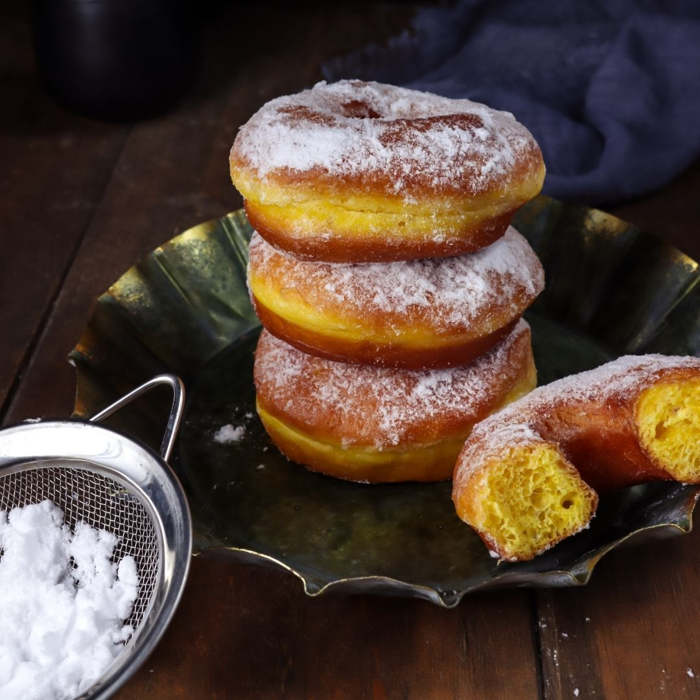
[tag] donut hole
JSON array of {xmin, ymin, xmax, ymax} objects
[
  {"xmin": 637, "ymin": 377, "xmax": 700, "ymax": 482},
  {"xmin": 278, "ymin": 105, "xmax": 336, "ymax": 126},
  {"xmin": 474, "ymin": 444, "xmax": 597, "ymax": 560},
  {"xmin": 340, "ymin": 100, "xmax": 381, "ymax": 119}
]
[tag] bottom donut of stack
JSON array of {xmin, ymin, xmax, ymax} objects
[{"xmin": 254, "ymin": 320, "xmax": 536, "ymax": 483}]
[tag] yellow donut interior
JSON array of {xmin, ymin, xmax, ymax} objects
[
  {"xmin": 464, "ymin": 443, "xmax": 597, "ymax": 561},
  {"xmin": 636, "ymin": 377, "xmax": 700, "ymax": 482},
  {"xmin": 236, "ymin": 165, "xmax": 545, "ymax": 244}
]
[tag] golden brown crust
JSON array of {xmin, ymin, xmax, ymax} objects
[
  {"xmin": 455, "ymin": 361, "xmax": 700, "ymax": 492},
  {"xmin": 247, "ymin": 228, "xmax": 544, "ymax": 369},
  {"xmin": 254, "ymin": 321, "xmax": 536, "ymax": 482},
  {"xmin": 533, "ymin": 390, "xmax": 671, "ymax": 490}
]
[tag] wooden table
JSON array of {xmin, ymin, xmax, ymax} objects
[{"xmin": 3, "ymin": 3, "xmax": 700, "ymax": 698}]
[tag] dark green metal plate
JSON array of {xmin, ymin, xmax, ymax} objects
[{"xmin": 70, "ymin": 196, "xmax": 700, "ymax": 607}]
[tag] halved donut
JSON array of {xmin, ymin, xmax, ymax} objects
[{"xmin": 452, "ymin": 355, "xmax": 700, "ymax": 561}]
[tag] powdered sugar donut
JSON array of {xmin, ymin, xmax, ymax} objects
[
  {"xmin": 247, "ymin": 225, "xmax": 544, "ymax": 369},
  {"xmin": 231, "ymin": 80, "xmax": 545, "ymax": 262},
  {"xmin": 254, "ymin": 320, "xmax": 536, "ymax": 483},
  {"xmin": 452, "ymin": 354, "xmax": 700, "ymax": 561}
]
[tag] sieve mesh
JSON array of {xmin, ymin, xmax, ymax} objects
[{"xmin": 0, "ymin": 462, "xmax": 160, "ymax": 634}]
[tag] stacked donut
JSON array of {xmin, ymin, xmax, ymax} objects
[{"xmin": 230, "ymin": 80, "xmax": 547, "ymax": 483}]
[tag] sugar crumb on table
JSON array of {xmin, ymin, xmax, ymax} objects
[{"xmin": 213, "ymin": 424, "xmax": 247, "ymax": 444}]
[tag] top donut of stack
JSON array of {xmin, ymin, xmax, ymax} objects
[{"xmin": 230, "ymin": 80, "xmax": 545, "ymax": 262}]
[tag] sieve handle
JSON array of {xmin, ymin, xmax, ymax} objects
[{"xmin": 89, "ymin": 374, "xmax": 186, "ymax": 462}]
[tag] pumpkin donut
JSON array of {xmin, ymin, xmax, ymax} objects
[
  {"xmin": 231, "ymin": 80, "xmax": 545, "ymax": 262},
  {"xmin": 452, "ymin": 355, "xmax": 700, "ymax": 562},
  {"xmin": 247, "ymin": 226, "xmax": 544, "ymax": 369},
  {"xmin": 253, "ymin": 320, "xmax": 536, "ymax": 483}
]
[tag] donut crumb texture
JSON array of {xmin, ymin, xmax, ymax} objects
[
  {"xmin": 637, "ymin": 377, "xmax": 700, "ymax": 482},
  {"xmin": 469, "ymin": 444, "xmax": 598, "ymax": 561}
]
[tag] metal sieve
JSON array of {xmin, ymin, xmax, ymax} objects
[{"xmin": 0, "ymin": 374, "xmax": 192, "ymax": 700}]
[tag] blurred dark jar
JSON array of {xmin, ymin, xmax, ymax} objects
[{"xmin": 33, "ymin": 0, "xmax": 196, "ymax": 121}]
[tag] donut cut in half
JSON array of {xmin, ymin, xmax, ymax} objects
[{"xmin": 452, "ymin": 355, "xmax": 700, "ymax": 561}]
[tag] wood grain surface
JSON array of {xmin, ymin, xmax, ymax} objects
[{"xmin": 1, "ymin": 2, "xmax": 699, "ymax": 698}]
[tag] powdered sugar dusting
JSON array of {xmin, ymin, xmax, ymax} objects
[
  {"xmin": 249, "ymin": 226, "xmax": 543, "ymax": 330},
  {"xmin": 482, "ymin": 354, "xmax": 700, "ymax": 429},
  {"xmin": 231, "ymin": 80, "xmax": 541, "ymax": 197},
  {"xmin": 254, "ymin": 320, "xmax": 531, "ymax": 449},
  {"xmin": 456, "ymin": 354, "xmax": 700, "ymax": 482}
]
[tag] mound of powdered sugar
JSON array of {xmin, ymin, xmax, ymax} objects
[{"xmin": 0, "ymin": 500, "xmax": 139, "ymax": 700}]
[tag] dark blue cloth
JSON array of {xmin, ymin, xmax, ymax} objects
[{"xmin": 323, "ymin": 1, "xmax": 700, "ymax": 204}]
